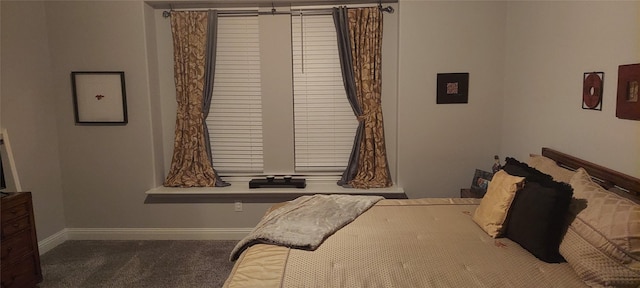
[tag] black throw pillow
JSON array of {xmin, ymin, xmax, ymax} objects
[
  {"xmin": 502, "ymin": 157, "xmax": 554, "ymax": 183},
  {"xmin": 502, "ymin": 157, "xmax": 573, "ymax": 263}
]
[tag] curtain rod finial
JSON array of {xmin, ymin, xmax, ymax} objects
[{"xmin": 379, "ymin": 5, "xmax": 394, "ymax": 14}]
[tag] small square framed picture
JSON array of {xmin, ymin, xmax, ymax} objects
[
  {"xmin": 437, "ymin": 73, "xmax": 469, "ymax": 104},
  {"xmin": 71, "ymin": 71, "xmax": 127, "ymax": 125}
]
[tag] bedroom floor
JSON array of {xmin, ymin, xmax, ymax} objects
[{"xmin": 38, "ymin": 240, "xmax": 237, "ymax": 288}]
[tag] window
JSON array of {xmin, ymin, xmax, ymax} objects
[
  {"xmin": 207, "ymin": 16, "xmax": 263, "ymax": 173},
  {"xmin": 207, "ymin": 13, "xmax": 356, "ymax": 176},
  {"xmin": 158, "ymin": 5, "xmax": 397, "ymax": 185},
  {"xmin": 292, "ymin": 15, "xmax": 358, "ymax": 172}
]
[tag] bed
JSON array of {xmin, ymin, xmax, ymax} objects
[{"xmin": 223, "ymin": 148, "xmax": 640, "ymax": 287}]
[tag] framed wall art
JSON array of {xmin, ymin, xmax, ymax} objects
[
  {"xmin": 582, "ymin": 72, "xmax": 604, "ymax": 110},
  {"xmin": 71, "ymin": 71, "xmax": 127, "ymax": 125},
  {"xmin": 616, "ymin": 64, "xmax": 640, "ymax": 120},
  {"xmin": 470, "ymin": 169, "xmax": 493, "ymax": 197},
  {"xmin": 437, "ymin": 73, "xmax": 469, "ymax": 104}
]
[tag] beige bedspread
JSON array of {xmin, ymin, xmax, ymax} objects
[{"xmin": 224, "ymin": 198, "xmax": 587, "ymax": 287}]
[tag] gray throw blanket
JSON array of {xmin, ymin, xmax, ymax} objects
[{"xmin": 230, "ymin": 194, "xmax": 383, "ymax": 261}]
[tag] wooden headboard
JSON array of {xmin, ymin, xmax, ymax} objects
[{"xmin": 541, "ymin": 147, "xmax": 640, "ymax": 198}]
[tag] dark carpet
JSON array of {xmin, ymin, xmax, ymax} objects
[{"xmin": 38, "ymin": 240, "xmax": 237, "ymax": 288}]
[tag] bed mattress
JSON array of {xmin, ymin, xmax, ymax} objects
[{"xmin": 224, "ymin": 198, "xmax": 587, "ymax": 287}]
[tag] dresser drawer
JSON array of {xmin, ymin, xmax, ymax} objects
[
  {"xmin": 0, "ymin": 192, "xmax": 42, "ymax": 287},
  {"xmin": 1, "ymin": 216, "xmax": 30, "ymax": 240},
  {"xmin": 1, "ymin": 202, "xmax": 29, "ymax": 224},
  {"xmin": 1, "ymin": 253, "xmax": 39, "ymax": 288},
  {"xmin": 1, "ymin": 230, "xmax": 32, "ymax": 263}
]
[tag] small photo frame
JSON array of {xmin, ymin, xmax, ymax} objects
[
  {"xmin": 437, "ymin": 73, "xmax": 469, "ymax": 104},
  {"xmin": 470, "ymin": 169, "xmax": 494, "ymax": 197},
  {"xmin": 582, "ymin": 72, "xmax": 604, "ymax": 111},
  {"xmin": 616, "ymin": 64, "xmax": 640, "ymax": 120},
  {"xmin": 71, "ymin": 71, "xmax": 127, "ymax": 125}
]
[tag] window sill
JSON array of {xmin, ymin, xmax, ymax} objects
[{"xmin": 145, "ymin": 180, "xmax": 406, "ymax": 201}]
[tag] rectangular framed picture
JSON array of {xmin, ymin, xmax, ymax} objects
[
  {"xmin": 71, "ymin": 71, "xmax": 127, "ymax": 125},
  {"xmin": 616, "ymin": 63, "xmax": 640, "ymax": 120},
  {"xmin": 437, "ymin": 73, "xmax": 469, "ymax": 104}
]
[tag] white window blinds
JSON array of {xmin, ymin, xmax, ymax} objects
[
  {"xmin": 207, "ymin": 16, "xmax": 263, "ymax": 173},
  {"xmin": 292, "ymin": 15, "xmax": 358, "ymax": 172}
]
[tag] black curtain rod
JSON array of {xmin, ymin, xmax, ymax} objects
[{"xmin": 161, "ymin": 5, "xmax": 394, "ymax": 18}]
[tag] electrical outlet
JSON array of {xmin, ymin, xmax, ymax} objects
[{"xmin": 234, "ymin": 201, "xmax": 243, "ymax": 212}]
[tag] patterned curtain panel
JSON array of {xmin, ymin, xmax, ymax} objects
[
  {"xmin": 164, "ymin": 11, "xmax": 218, "ymax": 187},
  {"xmin": 336, "ymin": 7, "xmax": 392, "ymax": 188}
]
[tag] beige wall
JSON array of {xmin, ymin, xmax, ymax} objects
[
  {"xmin": 1, "ymin": 0, "xmax": 638, "ymax": 242},
  {"xmin": 43, "ymin": 1, "xmax": 272, "ymax": 230},
  {"xmin": 397, "ymin": 0, "xmax": 507, "ymax": 198},
  {"xmin": 144, "ymin": 3, "xmax": 168, "ymax": 186},
  {"xmin": 500, "ymin": 1, "xmax": 640, "ymax": 177},
  {"xmin": 1, "ymin": 1, "xmax": 67, "ymax": 240}
]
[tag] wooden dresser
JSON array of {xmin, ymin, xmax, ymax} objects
[{"xmin": 1, "ymin": 192, "xmax": 42, "ymax": 288}]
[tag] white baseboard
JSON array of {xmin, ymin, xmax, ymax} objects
[
  {"xmin": 38, "ymin": 228, "xmax": 252, "ymax": 254},
  {"xmin": 38, "ymin": 228, "xmax": 69, "ymax": 255},
  {"xmin": 66, "ymin": 228, "xmax": 252, "ymax": 241}
]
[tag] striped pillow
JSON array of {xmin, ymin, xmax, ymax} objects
[{"xmin": 560, "ymin": 168, "xmax": 640, "ymax": 287}]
